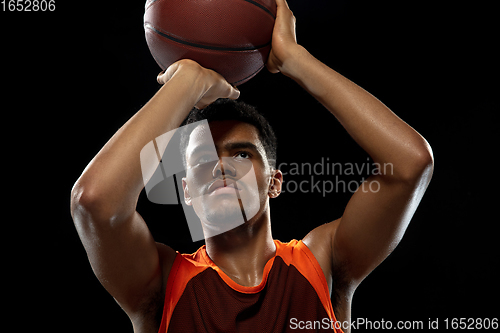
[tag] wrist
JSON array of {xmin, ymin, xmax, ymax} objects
[
  {"xmin": 162, "ymin": 60, "xmax": 208, "ymax": 102},
  {"xmin": 279, "ymin": 45, "xmax": 313, "ymax": 79}
]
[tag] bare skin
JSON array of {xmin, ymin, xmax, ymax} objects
[
  {"xmin": 70, "ymin": 0, "xmax": 434, "ymax": 332},
  {"xmin": 181, "ymin": 120, "xmax": 280, "ymax": 287}
]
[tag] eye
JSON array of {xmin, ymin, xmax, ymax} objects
[
  {"xmin": 234, "ymin": 151, "xmax": 251, "ymax": 160},
  {"xmin": 197, "ymin": 155, "xmax": 211, "ymax": 164},
  {"xmin": 191, "ymin": 152, "xmax": 217, "ymax": 166}
]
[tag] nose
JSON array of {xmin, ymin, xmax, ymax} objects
[{"xmin": 212, "ymin": 157, "xmax": 236, "ymax": 179}]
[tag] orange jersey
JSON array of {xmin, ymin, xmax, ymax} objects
[{"xmin": 158, "ymin": 240, "xmax": 344, "ymax": 332}]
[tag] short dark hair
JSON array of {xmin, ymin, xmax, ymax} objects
[{"xmin": 180, "ymin": 99, "xmax": 277, "ymax": 169}]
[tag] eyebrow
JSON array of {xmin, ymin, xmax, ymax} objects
[
  {"xmin": 188, "ymin": 144, "xmax": 216, "ymax": 159},
  {"xmin": 224, "ymin": 142, "xmax": 259, "ymax": 153},
  {"xmin": 188, "ymin": 141, "xmax": 260, "ymax": 159}
]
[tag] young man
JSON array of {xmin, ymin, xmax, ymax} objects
[{"xmin": 70, "ymin": 0, "xmax": 433, "ymax": 332}]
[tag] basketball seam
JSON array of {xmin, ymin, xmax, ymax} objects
[
  {"xmin": 145, "ymin": 0, "xmax": 159, "ymax": 11},
  {"xmin": 239, "ymin": 0, "xmax": 276, "ymax": 19},
  {"xmin": 232, "ymin": 63, "xmax": 265, "ymax": 85},
  {"xmin": 145, "ymin": 23, "xmax": 271, "ymax": 52}
]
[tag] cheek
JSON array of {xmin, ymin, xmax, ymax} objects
[
  {"xmin": 257, "ymin": 176, "xmax": 269, "ymax": 195},
  {"xmin": 185, "ymin": 169, "xmax": 210, "ymax": 197},
  {"xmin": 254, "ymin": 169, "xmax": 272, "ymax": 199}
]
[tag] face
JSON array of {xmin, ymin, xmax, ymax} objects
[{"xmin": 182, "ymin": 120, "xmax": 281, "ymax": 238}]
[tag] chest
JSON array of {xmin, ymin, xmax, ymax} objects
[{"xmin": 167, "ymin": 258, "xmax": 335, "ymax": 332}]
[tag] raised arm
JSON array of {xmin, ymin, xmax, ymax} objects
[
  {"xmin": 269, "ymin": 0, "xmax": 433, "ymax": 288},
  {"xmin": 70, "ymin": 60, "xmax": 239, "ymax": 320}
]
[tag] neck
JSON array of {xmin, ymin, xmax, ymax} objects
[{"xmin": 204, "ymin": 209, "xmax": 276, "ymax": 287}]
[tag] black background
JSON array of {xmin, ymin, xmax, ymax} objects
[{"xmin": 2, "ymin": 0, "xmax": 498, "ymax": 331}]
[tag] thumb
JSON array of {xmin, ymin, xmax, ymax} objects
[
  {"xmin": 228, "ymin": 85, "xmax": 241, "ymax": 100},
  {"xmin": 156, "ymin": 69, "xmax": 167, "ymax": 84},
  {"xmin": 157, "ymin": 62, "xmax": 181, "ymax": 85}
]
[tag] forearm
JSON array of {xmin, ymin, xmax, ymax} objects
[
  {"xmin": 282, "ymin": 46, "xmax": 433, "ymax": 181},
  {"xmin": 73, "ymin": 67, "xmax": 205, "ymax": 220}
]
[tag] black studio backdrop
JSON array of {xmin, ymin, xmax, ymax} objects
[{"xmin": 3, "ymin": 1, "xmax": 498, "ymax": 332}]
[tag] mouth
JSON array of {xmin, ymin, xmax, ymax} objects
[{"xmin": 207, "ymin": 179, "xmax": 241, "ymax": 196}]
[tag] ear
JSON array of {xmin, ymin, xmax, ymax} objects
[
  {"xmin": 268, "ymin": 170, "xmax": 283, "ymax": 198},
  {"xmin": 182, "ymin": 177, "xmax": 192, "ymax": 206}
]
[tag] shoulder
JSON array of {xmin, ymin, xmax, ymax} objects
[
  {"xmin": 157, "ymin": 243, "xmax": 210, "ymax": 288},
  {"xmin": 130, "ymin": 242, "xmax": 176, "ymax": 332},
  {"xmin": 130, "ymin": 243, "xmax": 211, "ymax": 332},
  {"xmin": 157, "ymin": 242, "xmax": 177, "ymax": 282},
  {"xmin": 302, "ymin": 219, "xmax": 341, "ymax": 269},
  {"xmin": 301, "ymin": 219, "xmax": 342, "ymax": 292}
]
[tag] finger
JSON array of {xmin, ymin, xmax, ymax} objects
[
  {"xmin": 156, "ymin": 68, "xmax": 167, "ymax": 84},
  {"xmin": 195, "ymin": 81, "xmax": 240, "ymax": 109},
  {"xmin": 211, "ymin": 70, "xmax": 240, "ymax": 100},
  {"xmin": 157, "ymin": 62, "xmax": 181, "ymax": 85},
  {"xmin": 276, "ymin": 0, "xmax": 295, "ymax": 26},
  {"xmin": 275, "ymin": 0, "xmax": 291, "ymax": 12},
  {"xmin": 227, "ymin": 85, "xmax": 240, "ymax": 100},
  {"xmin": 196, "ymin": 86, "xmax": 239, "ymax": 109}
]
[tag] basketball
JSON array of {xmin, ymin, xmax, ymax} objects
[{"xmin": 144, "ymin": 0, "xmax": 277, "ymax": 86}]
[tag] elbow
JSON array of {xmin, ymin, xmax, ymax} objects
[
  {"xmin": 70, "ymin": 179, "xmax": 119, "ymax": 226},
  {"xmin": 403, "ymin": 141, "xmax": 434, "ymax": 185},
  {"xmin": 390, "ymin": 140, "xmax": 434, "ymax": 186},
  {"xmin": 413, "ymin": 146, "xmax": 434, "ymax": 182},
  {"xmin": 71, "ymin": 180, "xmax": 95, "ymax": 218}
]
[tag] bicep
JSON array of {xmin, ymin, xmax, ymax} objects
[
  {"xmin": 332, "ymin": 175, "xmax": 427, "ymax": 284},
  {"xmin": 75, "ymin": 210, "xmax": 173, "ymax": 313}
]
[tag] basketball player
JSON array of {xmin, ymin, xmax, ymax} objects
[{"xmin": 70, "ymin": 0, "xmax": 434, "ymax": 332}]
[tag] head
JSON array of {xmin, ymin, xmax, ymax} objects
[
  {"xmin": 179, "ymin": 99, "xmax": 282, "ymax": 238},
  {"xmin": 180, "ymin": 99, "xmax": 277, "ymax": 170}
]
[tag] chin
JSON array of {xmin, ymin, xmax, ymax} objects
[
  {"xmin": 191, "ymin": 190, "xmax": 264, "ymax": 238},
  {"xmin": 202, "ymin": 207, "xmax": 246, "ymax": 238},
  {"xmin": 192, "ymin": 196, "xmax": 244, "ymax": 237}
]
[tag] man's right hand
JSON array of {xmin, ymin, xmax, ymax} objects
[
  {"xmin": 157, "ymin": 59, "xmax": 240, "ymax": 110},
  {"xmin": 71, "ymin": 58, "xmax": 237, "ymax": 330}
]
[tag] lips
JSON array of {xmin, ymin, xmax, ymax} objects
[{"xmin": 207, "ymin": 179, "xmax": 241, "ymax": 195}]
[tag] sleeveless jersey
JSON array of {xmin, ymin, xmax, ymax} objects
[{"xmin": 158, "ymin": 239, "xmax": 344, "ymax": 332}]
